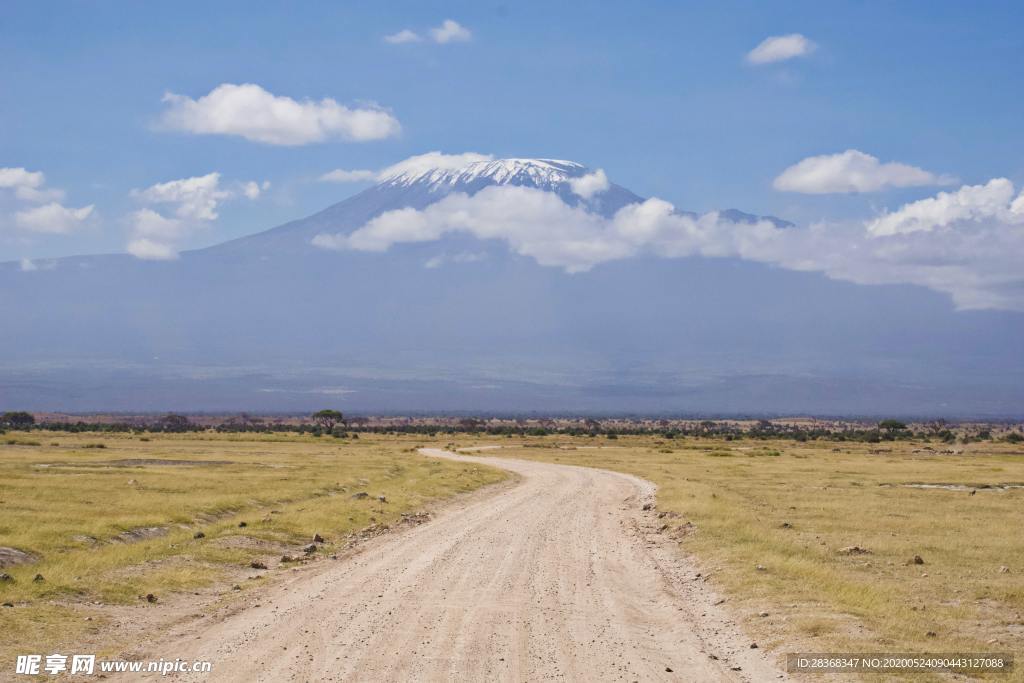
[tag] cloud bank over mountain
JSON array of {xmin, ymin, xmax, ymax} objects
[
  {"xmin": 867, "ymin": 177, "xmax": 1024, "ymax": 235},
  {"xmin": 311, "ymin": 156, "xmax": 1024, "ymax": 311}
]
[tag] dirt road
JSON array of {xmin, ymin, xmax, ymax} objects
[{"xmin": 134, "ymin": 448, "xmax": 783, "ymax": 681}]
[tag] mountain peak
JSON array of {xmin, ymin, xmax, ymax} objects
[{"xmin": 380, "ymin": 157, "xmax": 588, "ymax": 191}]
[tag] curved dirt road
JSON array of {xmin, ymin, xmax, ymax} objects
[{"xmin": 133, "ymin": 449, "xmax": 782, "ymax": 682}]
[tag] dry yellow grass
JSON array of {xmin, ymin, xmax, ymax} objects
[
  {"xmin": 465, "ymin": 436, "xmax": 1023, "ymax": 681},
  {"xmin": 0, "ymin": 431, "xmax": 506, "ymax": 666},
  {"xmin": 3, "ymin": 430, "xmax": 1020, "ymax": 680}
]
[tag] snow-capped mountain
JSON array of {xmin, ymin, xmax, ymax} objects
[
  {"xmin": 211, "ymin": 157, "xmax": 780, "ymax": 256},
  {"xmin": 373, "ymin": 157, "xmax": 638, "ymax": 214},
  {"xmin": 0, "ymin": 158, "xmax": 1021, "ymax": 415}
]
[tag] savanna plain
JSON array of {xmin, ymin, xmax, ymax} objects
[{"xmin": 0, "ymin": 429, "xmax": 1021, "ymax": 681}]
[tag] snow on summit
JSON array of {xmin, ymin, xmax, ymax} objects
[{"xmin": 380, "ymin": 157, "xmax": 588, "ymax": 191}]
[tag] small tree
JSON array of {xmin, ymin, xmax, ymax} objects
[
  {"xmin": 1, "ymin": 411, "xmax": 35, "ymax": 429},
  {"xmin": 156, "ymin": 413, "xmax": 191, "ymax": 432},
  {"xmin": 312, "ymin": 409, "xmax": 344, "ymax": 432},
  {"xmin": 878, "ymin": 419, "xmax": 907, "ymax": 433}
]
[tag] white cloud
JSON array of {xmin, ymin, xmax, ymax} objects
[
  {"xmin": 2, "ymin": 167, "xmax": 88, "ymax": 238},
  {"xmin": 15, "ymin": 202, "xmax": 94, "ymax": 234},
  {"xmin": 569, "ymin": 169, "xmax": 609, "ymax": 199},
  {"xmin": 130, "ymin": 208, "xmax": 184, "ymax": 240},
  {"xmin": 746, "ymin": 33, "xmax": 815, "ymax": 65},
  {"xmin": 319, "ymin": 169, "xmax": 378, "ymax": 183},
  {"xmin": 430, "ymin": 19, "xmax": 471, "ymax": 44},
  {"xmin": 0, "ymin": 167, "xmax": 43, "ymax": 191},
  {"xmin": 774, "ymin": 150, "xmax": 956, "ymax": 194},
  {"xmin": 159, "ymin": 83, "xmax": 401, "ymax": 145},
  {"xmin": 0, "ymin": 167, "xmax": 65, "ymax": 202},
  {"xmin": 241, "ymin": 180, "xmax": 268, "ymax": 198},
  {"xmin": 313, "ymin": 182, "xmax": 1024, "ymax": 311},
  {"xmin": 242, "ymin": 180, "xmax": 271, "ymax": 199},
  {"xmin": 764, "ymin": 208, "xmax": 1024, "ymax": 311},
  {"xmin": 19, "ymin": 257, "xmax": 37, "ymax": 272},
  {"xmin": 384, "ymin": 29, "xmax": 422, "ymax": 44},
  {"xmin": 867, "ymin": 178, "xmax": 1024, "ymax": 236},
  {"xmin": 126, "ymin": 238, "xmax": 178, "ymax": 261},
  {"xmin": 133, "ymin": 172, "xmax": 229, "ymax": 221},
  {"xmin": 126, "ymin": 172, "xmax": 264, "ymax": 259}
]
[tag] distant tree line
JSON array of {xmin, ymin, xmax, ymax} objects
[{"xmin": 1, "ymin": 409, "xmax": 1020, "ymax": 444}]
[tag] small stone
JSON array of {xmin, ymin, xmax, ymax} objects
[
  {"xmin": 146, "ymin": 593, "xmax": 157, "ymax": 603},
  {"xmin": 193, "ymin": 531, "xmax": 205, "ymax": 539},
  {"xmin": 758, "ymin": 611, "xmax": 769, "ymax": 617},
  {"xmin": 750, "ymin": 643, "xmax": 759, "ymax": 649},
  {"xmin": 32, "ymin": 574, "xmax": 44, "ymax": 583},
  {"xmin": 238, "ymin": 521, "xmax": 247, "ymax": 528},
  {"xmin": 926, "ymin": 631, "xmax": 937, "ymax": 637},
  {"xmin": 1, "ymin": 602, "xmax": 13, "ymax": 607},
  {"xmin": 755, "ymin": 564, "xmax": 767, "ymax": 571},
  {"xmin": 642, "ymin": 503, "xmax": 653, "ymax": 511},
  {"xmin": 780, "ymin": 522, "xmax": 792, "ymax": 529},
  {"xmin": 303, "ymin": 544, "xmax": 317, "ymax": 555},
  {"xmin": 232, "ymin": 585, "xmax": 241, "ymax": 591},
  {"xmin": 250, "ymin": 560, "xmax": 267, "ymax": 570},
  {"xmin": 665, "ymin": 666, "xmax": 673, "ymax": 672},
  {"xmin": 911, "ymin": 555, "xmax": 924, "ymax": 565},
  {"xmin": 0, "ymin": 573, "xmax": 13, "ymax": 583},
  {"xmin": 313, "ymin": 533, "xmax": 325, "ymax": 543},
  {"xmin": 998, "ymin": 566, "xmax": 1010, "ymax": 573}
]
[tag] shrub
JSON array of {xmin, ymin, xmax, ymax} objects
[{"xmin": 1, "ymin": 411, "xmax": 35, "ymax": 429}]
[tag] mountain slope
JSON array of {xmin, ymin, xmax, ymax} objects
[{"xmin": 1, "ymin": 158, "xmax": 1021, "ymax": 415}]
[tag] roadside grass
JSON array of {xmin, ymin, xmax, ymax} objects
[
  {"xmin": 0, "ymin": 431, "xmax": 505, "ymax": 664},
  {"xmin": 471, "ymin": 437, "xmax": 1024, "ymax": 680}
]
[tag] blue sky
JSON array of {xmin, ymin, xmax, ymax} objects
[{"xmin": 2, "ymin": 0, "xmax": 1023, "ymax": 262}]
